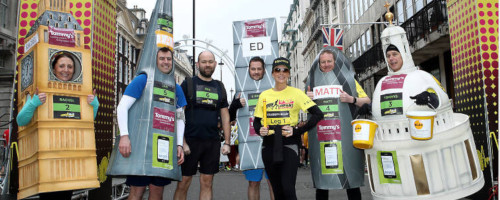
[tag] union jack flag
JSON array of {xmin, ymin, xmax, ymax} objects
[{"xmin": 322, "ymin": 27, "xmax": 343, "ymax": 50}]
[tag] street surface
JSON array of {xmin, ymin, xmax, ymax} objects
[{"xmin": 156, "ymin": 167, "xmax": 373, "ymax": 200}]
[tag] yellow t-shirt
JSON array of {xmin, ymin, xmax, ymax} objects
[
  {"xmin": 254, "ymin": 86, "xmax": 316, "ymax": 127},
  {"xmin": 355, "ymin": 80, "xmax": 368, "ymax": 98}
]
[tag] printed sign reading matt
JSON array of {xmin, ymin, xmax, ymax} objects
[
  {"xmin": 313, "ymin": 85, "xmax": 342, "ymax": 99},
  {"xmin": 244, "ymin": 20, "xmax": 266, "ymax": 38},
  {"xmin": 53, "ymin": 95, "xmax": 81, "ymax": 119},
  {"xmin": 381, "ymin": 93, "xmax": 403, "ymax": 116},
  {"xmin": 153, "ymin": 107, "xmax": 175, "ymax": 132},
  {"xmin": 381, "ymin": 74, "xmax": 407, "ymax": 91},
  {"xmin": 316, "ymin": 119, "xmax": 341, "ymax": 141},
  {"xmin": 48, "ymin": 26, "xmax": 76, "ymax": 47},
  {"xmin": 153, "ymin": 81, "xmax": 175, "ymax": 105}
]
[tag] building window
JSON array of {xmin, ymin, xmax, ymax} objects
[
  {"xmin": 353, "ymin": 0, "xmax": 358, "ymax": 21},
  {"xmin": 366, "ymin": 30, "xmax": 372, "ymax": 49},
  {"xmin": 353, "ymin": 42, "xmax": 357, "ymax": 58},
  {"xmin": 331, "ymin": 0, "xmax": 337, "ymax": 18},
  {"xmin": 119, "ymin": 58, "xmax": 123, "ymax": 83},
  {"xmin": 361, "ymin": 33, "xmax": 366, "ymax": 53},
  {"xmin": 406, "ymin": 0, "xmax": 414, "ymax": 19},
  {"xmin": 415, "ymin": 0, "xmax": 424, "ymax": 12},
  {"xmin": 344, "ymin": 1, "xmax": 350, "ymax": 28},
  {"xmin": 124, "ymin": 41, "xmax": 128, "ymax": 57},
  {"xmin": 357, "ymin": 39, "xmax": 361, "ymax": 56},
  {"xmin": 0, "ymin": 0, "xmax": 7, "ymax": 28},
  {"xmin": 397, "ymin": 0, "xmax": 404, "ymax": 24},
  {"xmin": 0, "ymin": 55, "xmax": 5, "ymax": 69},
  {"xmin": 118, "ymin": 36, "xmax": 122, "ymax": 54},
  {"xmin": 124, "ymin": 61, "xmax": 129, "ymax": 84}
]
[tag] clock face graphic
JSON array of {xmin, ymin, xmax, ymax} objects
[{"xmin": 21, "ymin": 53, "xmax": 34, "ymax": 91}]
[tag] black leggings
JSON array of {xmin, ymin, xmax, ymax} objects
[
  {"xmin": 262, "ymin": 146, "xmax": 299, "ymax": 200},
  {"xmin": 316, "ymin": 188, "xmax": 361, "ymax": 200}
]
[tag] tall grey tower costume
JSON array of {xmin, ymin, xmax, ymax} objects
[
  {"xmin": 107, "ymin": 0, "xmax": 181, "ymax": 180},
  {"xmin": 305, "ymin": 47, "xmax": 364, "ymax": 189},
  {"xmin": 232, "ymin": 18, "xmax": 278, "ymax": 170}
]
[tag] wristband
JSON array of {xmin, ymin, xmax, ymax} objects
[{"xmin": 352, "ymin": 97, "xmax": 357, "ymax": 104}]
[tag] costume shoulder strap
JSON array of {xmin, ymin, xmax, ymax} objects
[{"xmin": 186, "ymin": 76, "xmax": 194, "ymax": 102}]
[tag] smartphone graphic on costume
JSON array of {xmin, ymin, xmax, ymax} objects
[
  {"xmin": 324, "ymin": 143, "xmax": 338, "ymax": 169},
  {"xmin": 157, "ymin": 136, "xmax": 169, "ymax": 163},
  {"xmin": 381, "ymin": 152, "xmax": 396, "ymax": 178}
]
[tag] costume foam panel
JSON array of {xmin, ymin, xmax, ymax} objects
[
  {"xmin": 232, "ymin": 18, "xmax": 277, "ymax": 170},
  {"xmin": 305, "ymin": 47, "xmax": 365, "ymax": 190},
  {"xmin": 107, "ymin": 0, "xmax": 181, "ymax": 181}
]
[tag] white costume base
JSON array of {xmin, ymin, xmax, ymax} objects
[{"xmin": 366, "ymin": 112, "xmax": 484, "ymax": 199}]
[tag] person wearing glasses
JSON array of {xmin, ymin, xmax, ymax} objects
[{"xmin": 253, "ymin": 57, "xmax": 324, "ymax": 200}]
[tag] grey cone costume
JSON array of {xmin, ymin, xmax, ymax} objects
[
  {"xmin": 107, "ymin": 0, "xmax": 181, "ymax": 181},
  {"xmin": 232, "ymin": 18, "xmax": 278, "ymax": 170},
  {"xmin": 305, "ymin": 47, "xmax": 365, "ymax": 190}
]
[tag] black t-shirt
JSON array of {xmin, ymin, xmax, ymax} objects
[{"xmin": 181, "ymin": 76, "xmax": 229, "ymax": 140}]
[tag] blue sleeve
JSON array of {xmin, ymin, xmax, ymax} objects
[
  {"xmin": 176, "ymin": 84, "xmax": 187, "ymax": 108},
  {"xmin": 123, "ymin": 74, "xmax": 147, "ymax": 99},
  {"xmin": 89, "ymin": 96, "xmax": 99, "ymax": 119},
  {"xmin": 17, "ymin": 95, "xmax": 43, "ymax": 126}
]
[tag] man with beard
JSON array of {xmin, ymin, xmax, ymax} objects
[
  {"xmin": 117, "ymin": 47, "xmax": 186, "ymax": 200},
  {"xmin": 174, "ymin": 51, "xmax": 231, "ymax": 200},
  {"xmin": 229, "ymin": 56, "xmax": 274, "ymax": 200}
]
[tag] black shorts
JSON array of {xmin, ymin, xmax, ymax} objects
[
  {"xmin": 182, "ymin": 139, "xmax": 220, "ymax": 176},
  {"xmin": 125, "ymin": 175, "xmax": 172, "ymax": 187}
]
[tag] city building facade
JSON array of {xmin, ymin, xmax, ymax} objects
[{"xmin": 0, "ymin": 0, "xmax": 18, "ymax": 134}]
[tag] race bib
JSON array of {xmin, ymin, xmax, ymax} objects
[
  {"xmin": 380, "ymin": 93, "xmax": 403, "ymax": 116},
  {"xmin": 196, "ymin": 85, "xmax": 219, "ymax": 107},
  {"xmin": 153, "ymin": 81, "xmax": 175, "ymax": 105},
  {"xmin": 247, "ymin": 93, "xmax": 260, "ymax": 112},
  {"xmin": 266, "ymin": 111, "xmax": 290, "ymax": 125},
  {"xmin": 315, "ymin": 98, "xmax": 339, "ymax": 119},
  {"xmin": 53, "ymin": 95, "xmax": 81, "ymax": 119}
]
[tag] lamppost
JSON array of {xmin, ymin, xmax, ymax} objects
[
  {"xmin": 230, "ymin": 88, "xmax": 234, "ymax": 99},
  {"xmin": 192, "ymin": 0, "xmax": 196, "ymax": 76},
  {"xmin": 218, "ymin": 58, "xmax": 224, "ymax": 82}
]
